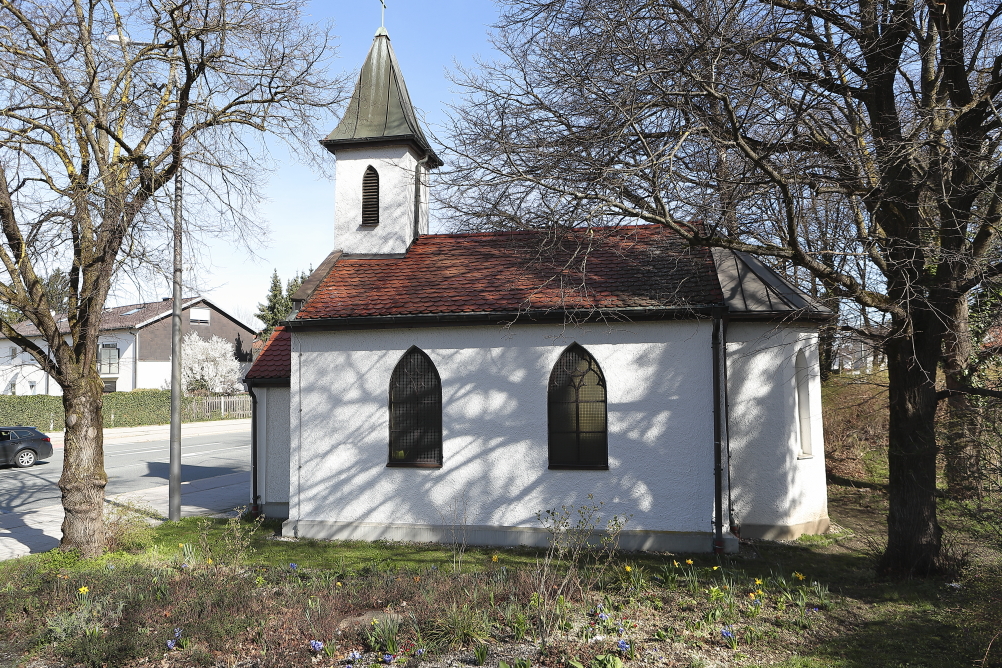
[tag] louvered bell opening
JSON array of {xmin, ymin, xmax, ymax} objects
[{"xmin": 361, "ymin": 166, "xmax": 379, "ymax": 226}]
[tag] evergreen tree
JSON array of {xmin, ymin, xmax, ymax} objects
[
  {"xmin": 255, "ymin": 269, "xmax": 291, "ymax": 339},
  {"xmin": 255, "ymin": 266, "xmax": 312, "ymax": 339},
  {"xmin": 43, "ymin": 268, "xmax": 70, "ymax": 312},
  {"xmin": 287, "ymin": 267, "xmax": 311, "ymax": 303}
]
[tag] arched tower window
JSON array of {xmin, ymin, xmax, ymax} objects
[
  {"xmin": 548, "ymin": 343, "xmax": 608, "ymax": 469},
  {"xmin": 388, "ymin": 346, "xmax": 442, "ymax": 466},
  {"xmin": 795, "ymin": 349, "xmax": 813, "ymax": 457},
  {"xmin": 361, "ymin": 166, "xmax": 379, "ymax": 226}
]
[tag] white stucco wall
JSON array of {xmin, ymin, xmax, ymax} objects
[
  {"xmin": 98, "ymin": 332, "xmax": 138, "ymax": 392},
  {"xmin": 725, "ymin": 322, "xmax": 829, "ymax": 538},
  {"xmin": 136, "ymin": 360, "xmax": 172, "ymax": 391},
  {"xmin": 287, "ymin": 320, "xmax": 729, "ymax": 549},
  {"xmin": 253, "ymin": 385, "xmax": 291, "ymax": 516},
  {"xmin": 333, "ymin": 145, "xmax": 429, "ymax": 255}
]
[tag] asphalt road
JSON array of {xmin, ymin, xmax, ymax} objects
[{"xmin": 0, "ymin": 430, "xmax": 251, "ymax": 515}]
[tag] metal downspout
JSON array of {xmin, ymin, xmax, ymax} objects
[
  {"xmin": 712, "ymin": 305, "xmax": 726, "ymax": 554},
  {"xmin": 132, "ymin": 329, "xmax": 139, "ymax": 390},
  {"xmin": 722, "ymin": 309, "xmax": 736, "ymax": 536},
  {"xmin": 249, "ymin": 386, "xmax": 260, "ymax": 516}
]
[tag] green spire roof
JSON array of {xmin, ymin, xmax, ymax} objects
[{"xmin": 321, "ymin": 27, "xmax": 442, "ymax": 168}]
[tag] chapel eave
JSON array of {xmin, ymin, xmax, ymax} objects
[{"xmin": 319, "ymin": 136, "xmax": 443, "ymax": 168}]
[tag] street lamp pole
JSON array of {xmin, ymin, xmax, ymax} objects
[
  {"xmin": 169, "ymin": 154, "xmax": 182, "ymax": 522},
  {"xmin": 107, "ymin": 33, "xmax": 183, "ymax": 520}
]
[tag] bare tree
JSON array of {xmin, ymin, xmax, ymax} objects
[
  {"xmin": 0, "ymin": 0, "xmax": 344, "ymax": 556},
  {"xmin": 442, "ymin": 0, "xmax": 1002, "ymax": 574}
]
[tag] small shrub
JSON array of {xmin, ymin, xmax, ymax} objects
[
  {"xmin": 365, "ymin": 615, "xmax": 401, "ymax": 654},
  {"xmin": 426, "ymin": 603, "xmax": 491, "ymax": 648},
  {"xmin": 63, "ymin": 630, "xmax": 139, "ymax": 668}
]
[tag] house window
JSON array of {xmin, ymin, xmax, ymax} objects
[
  {"xmin": 190, "ymin": 307, "xmax": 210, "ymax": 325},
  {"xmin": 28, "ymin": 381, "xmax": 36, "ymax": 395},
  {"xmin": 548, "ymin": 343, "xmax": 608, "ymax": 469},
  {"xmin": 103, "ymin": 380, "xmax": 117, "ymax": 393},
  {"xmin": 388, "ymin": 346, "xmax": 442, "ymax": 467},
  {"xmin": 99, "ymin": 344, "xmax": 120, "ymax": 375},
  {"xmin": 361, "ymin": 166, "xmax": 379, "ymax": 226},
  {"xmin": 795, "ymin": 349, "xmax": 813, "ymax": 457},
  {"xmin": 7, "ymin": 346, "xmax": 17, "ymax": 361}
]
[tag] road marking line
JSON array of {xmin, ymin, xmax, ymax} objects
[
  {"xmin": 105, "ymin": 442, "xmax": 224, "ymax": 457},
  {"xmin": 103, "ymin": 446, "xmax": 247, "ymax": 470},
  {"xmin": 181, "ymin": 446, "xmax": 246, "ymax": 457}
]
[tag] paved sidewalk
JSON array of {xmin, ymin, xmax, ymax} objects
[
  {"xmin": 0, "ymin": 472, "xmax": 250, "ymax": 561},
  {"xmin": 46, "ymin": 418, "xmax": 251, "ymax": 448},
  {"xmin": 0, "ymin": 419, "xmax": 252, "ymax": 561}
]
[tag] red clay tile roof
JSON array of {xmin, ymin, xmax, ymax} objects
[
  {"xmin": 297, "ymin": 226, "xmax": 723, "ymax": 321},
  {"xmin": 13, "ymin": 297, "xmax": 205, "ymax": 337},
  {"xmin": 245, "ymin": 327, "xmax": 292, "ymax": 381}
]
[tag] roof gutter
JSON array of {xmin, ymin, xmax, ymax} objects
[
  {"xmin": 243, "ymin": 376, "xmax": 291, "ymax": 387},
  {"xmin": 285, "ymin": 305, "xmax": 722, "ymax": 332},
  {"xmin": 248, "ymin": 386, "xmax": 260, "ymax": 517}
]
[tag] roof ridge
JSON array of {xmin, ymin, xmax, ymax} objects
[{"xmin": 414, "ymin": 224, "xmax": 676, "ymax": 241}]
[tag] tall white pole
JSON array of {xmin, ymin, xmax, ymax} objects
[
  {"xmin": 105, "ymin": 32, "xmax": 184, "ymax": 519},
  {"xmin": 169, "ymin": 161, "xmax": 182, "ymax": 521}
]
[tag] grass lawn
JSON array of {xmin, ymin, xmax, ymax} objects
[{"xmin": 1, "ymin": 481, "xmax": 1000, "ymax": 668}]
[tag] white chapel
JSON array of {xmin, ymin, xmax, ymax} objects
[{"xmin": 244, "ymin": 27, "xmax": 831, "ymax": 552}]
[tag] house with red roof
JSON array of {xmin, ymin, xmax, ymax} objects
[
  {"xmin": 243, "ymin": 28, "xmax": 832, "ymax": 551},
  {"xmin": 1, "ymin": 297, "xmax": 254, "ymax": 395}
]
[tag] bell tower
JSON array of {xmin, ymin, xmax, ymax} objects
[{"xmin": 321, "ymin": 27, "xmax": 443, "ymax": 255}]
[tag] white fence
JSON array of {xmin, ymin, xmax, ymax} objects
[{"xmin": 183, "ymin": 394, "xmax": 252, "ymax": 421}]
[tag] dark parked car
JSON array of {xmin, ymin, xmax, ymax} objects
[{"xmin": 0, "ymin": 427, "xmax": 53, "ymax": 468}]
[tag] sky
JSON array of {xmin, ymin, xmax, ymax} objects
[{"xmin": 117, "ymin": 0, "xmax": 503, "ymax": 330}]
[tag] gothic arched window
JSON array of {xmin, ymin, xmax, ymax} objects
[
  {"xmin": 388, "ymin": 346, "xmax": 442, "ymax": 466},
  {"xmin": 547, "ymin": 343, "xmax": 608, "ymax": 469},
  {"xmin": 361, "ymin": 165, "xmax": 379, "ymax": 226},
  {"xmin": 795, "ymin": 349, "xmax": 813, "ymax": 457}
]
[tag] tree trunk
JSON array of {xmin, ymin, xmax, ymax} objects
[
  {"xmin": 57, "ymin": 379, "xmax": 107, "ymax": 557},
  {"xmin": 879, "ymin": 325, "xmax": 943, "ymax": 575},
  {"xmin": 942, "ymin": 298, "xmax": 980, "ymax": 499}
]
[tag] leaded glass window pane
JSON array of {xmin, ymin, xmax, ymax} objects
[
  {"xmin": 547, "ymin": 344, "xmax": 608, "ymax": 469},
  {"xmin": 388, "ymin": 347, "xmax": 442, "ymax": 466}
]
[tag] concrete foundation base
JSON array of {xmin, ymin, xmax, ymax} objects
[
  {"xmin": 260, "ymin": 502, "xmax": 289, "ymax": 520},
  {"xmin": 739, "ymin": 517, "xmax": 831, "ymax": 541},
  {"xmin": 282, "ymin": 519, "xmax": 740, "ymax": 553}
]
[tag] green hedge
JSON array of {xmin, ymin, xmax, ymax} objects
[
  {"xmin": 0, "ymin": 394, "xmax": 64, "ymax": 432},
  {"xmin": 104, "ymin": 390, "xmax": 173, "ymax": 429},
  {"xmin": 0, "ymin": 390, "xmax": 247, "ymax": 432}
]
